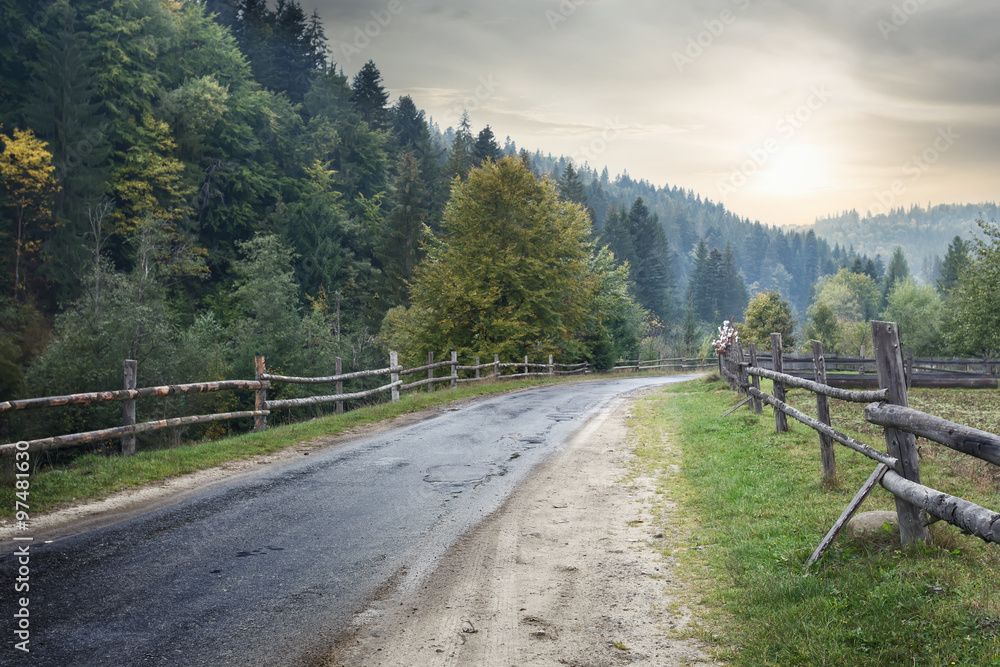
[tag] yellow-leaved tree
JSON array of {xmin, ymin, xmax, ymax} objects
[
  {"xmin": 380, "ymin": 156, "xmax": 597, "ymax": 363},
  {"xmin": 0, "ymin": 126, "xmax": 59, "ymax": 299}
]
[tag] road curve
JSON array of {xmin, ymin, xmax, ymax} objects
[{"xmin": 2, "ymin": 374, "xmax": 699, "ymax": 666}]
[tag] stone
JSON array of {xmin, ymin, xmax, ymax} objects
[{"xmin": 845, "ymin": 510, "xmax": 898, "ymax": 539}]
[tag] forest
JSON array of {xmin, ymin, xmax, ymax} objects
[{"xmin": 1, "ymin": 0, "xmax": 996, "ymax": 446}]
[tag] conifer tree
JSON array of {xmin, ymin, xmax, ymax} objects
[
  {"xmin": 350, "ymin": 60, "xmax": 390, "ymax": 130},
  {"xmin": 472, "ymin": 125, "xmax": 501, "ymax": 165},
  {"xmin": 881, "ymin": 246, "xmax": 910, "ymax": 304},
  {"xmin": 378, "ymin": 152, "xmax": 429, "ymax": 307},
  {"xmin": 937, "ymin": 235, "xmax": 968, "ymax": 295},
  {"xmin": 628, "ymin": 197, "xmax": 675, "ymax": 323},
  {"xmin": 444, "ymin": 112, "xmax": 475, "ymax": 181},
  {"xmin": 558, "ymin": 164, "xmax": 586, "ymax": 206}
]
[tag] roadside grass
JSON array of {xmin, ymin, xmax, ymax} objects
[
  {"xmin": 637, "ymin": 375, "xmax": 1000, "ymax": 666},
  {"xmin": 0, "ymin": 369, "xmax": 707, "ymax": 519}
]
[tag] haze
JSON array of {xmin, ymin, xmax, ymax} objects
[{"xmin": 301, "ymin": 0, "xmax": 998, "ymax": 227}]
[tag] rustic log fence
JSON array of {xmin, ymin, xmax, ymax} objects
[
  {"xmin": 751, "ymin": 351, "xmax": 999, "ymax": 389},
  {"xmin": 718, "ymin": 321, "xmax": 1000, "ymax": 564},
  {"xmin": 0, "ymin": 352, "xmax": 592, "ymax": 458},
  {"xmin": 613, "ymin": 356, "xmax": 715, "ymax": 373}
]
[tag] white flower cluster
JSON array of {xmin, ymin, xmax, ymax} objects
[{"xmin": 712, "ymin": 320, "xmax": 739, "ymax": 355}]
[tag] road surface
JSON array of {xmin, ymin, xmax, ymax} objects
[{"xmin": 2, "ymin": 375, "xmax": 699, "ymax": 666}]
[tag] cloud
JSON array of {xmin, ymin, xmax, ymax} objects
[{"xmin": 302, "ymin": 0, "xmax": 1000, "ymax": 226}]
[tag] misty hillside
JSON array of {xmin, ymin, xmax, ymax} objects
[{"xmin": 808, "ymin": 203, "xmax": 999, "ymax": 283}]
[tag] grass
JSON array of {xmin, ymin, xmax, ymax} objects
[
  {"xmin": 0, "ymin": 369, "xmax": 706, "ymax": 519},
  {"xmin": 632, "ymin": 374, "xmax": 1000, "ymax": 666}
]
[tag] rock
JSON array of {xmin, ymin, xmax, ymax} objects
[{"xmin": 845, "ymin": 510, "xmax": 898, "ymax": 538}]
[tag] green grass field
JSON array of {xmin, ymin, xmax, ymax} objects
[{"xmin": 630, "ymin": 375, "xmax": 1000, "ymax": 666}]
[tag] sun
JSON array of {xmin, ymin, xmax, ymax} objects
[{"xmin": 755, "ymin": 145, "xmax": 832, "ymax": 196}]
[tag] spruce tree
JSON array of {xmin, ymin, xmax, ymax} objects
[
  {"xmin": 378, "ymin": 152, "xmax": 429, "ymax": 307},
  {"xmin": 444, "ymin": 112, "xmax": 475, "ymax": 181},
  {"xmin": 882, "ymin": 246, "xmax": 910, "ymax": 304},
  {"xmin": 472, "ymin": 125, "xmax": 501, "ymax": 165},
  {"xmin": 627, "ymin": 197, "xmax": 675, "ymax": 323},
  {"xmin": 937, "ymin": 235, "xmax": 968, "ymax": 295},
  {"xmin": 558, "ymin": 164, "xmax": 586, "ymax": 206},
  {"xmin": 687, "ymin": 240, "xmax": 711, "ymax": 321},
  {"xmin": 350, "ymin": 60, "xmax": 390, "ymax": 130}
]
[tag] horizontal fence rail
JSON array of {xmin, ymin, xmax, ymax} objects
[
  {"xmin": 613, "ymin": 356, "xmax": 715, "ymax": 373},
  {"xmin": 0, "ymin": 411, "xmax": 270, "ymax": 458},
  {"xmin": 4, "ymin": 345, "xmax": 721, "ymax": 458},
  {"xmin": 0, "ymin": 380, "xmax": 267, "ymax": 412},
  {"xmin": 0, "ymin": 351, "xmax": 604, "ymax": 457},
  {"xmin": 717, "ymin": 323, "xmax": 1000, "ymax": 564}
]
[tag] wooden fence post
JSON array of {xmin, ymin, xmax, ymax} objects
[
  {"xmin": 494, "ymin": 354, "xmax": 499, "ymax": 380},
  {"xmin": 335, "ymin": 357, "xmax": 343, "ymax": 415},
  {"xmin": 549, "ymin": 354, "xmax": 554, "ymax": 377},
  {"xmin": 427, "ymin": 351, "xmax": 434, "ymax": 393},
  {"xmin": 748, "ymin": 343, "xmax": 762, "ymax": 414},
  {"xmin": 451, "ymin": 351, "xmax": 458, "ymax": 389},
  {"xmin": 770, "ymin": 333, "xmax": 788, "ymax": 433},
  {"xmin": 636, "ymin": 351, "xmax": 641, "ymax": 373},
  {"xmin": 390, "ymin": 351, "xmax": 399, "ymax": 403},
  {"xmin": 254, "ymin": 355, "xmax": 267, "ymax": 431},
  {"xmin": 524, "ymin": 355, "xmax": 528, "ymax": 376},
  {"xmin": 735, "ymin": 344, "xmax": 747, "ymax": 397},
  {"xmin": 475, "ymin": 356, "xmax": 480, "ymax": 379},
  {"xmin": 731, "ymin": 345, "xmax": 740, "ymax": 390},
  {"xmin": 872, "ymin": 320, "xmax": 930, "ymax": 546},
  {"xmin": 906, "ymin": 347, "xmax": 914, "ymax": 390},
  {"xmin": 121, "ymin": 359, "xmax": 137, "ymax": 456},
  {"xmin": 812, "ymin": 340, "xmax": 836, "ymax": 483}
]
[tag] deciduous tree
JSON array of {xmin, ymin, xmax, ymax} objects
[{"xmin": 380, "ymin": 156, "xmax": 595, "ymax": 362}]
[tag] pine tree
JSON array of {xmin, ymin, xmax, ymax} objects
[
  {"xmin": 937, "ymin": 235, "xmax": 968, "ymax": 295},
  {"xmin": 23, "ymin": 0, "xmax": 111, "ymax": 300},
  {"xmin": 444, "ymin": 112, "xmax": 475, "ymax": 181},
  {"xmin": 627, "ymin": 197, "xmax": 675, "ymax": 323},
  {"xmin": 472, "ymin": 125, "xmax": 501, "ymax": 165},
  {"xmin": 687, "ymin": 240, "xmax": 714, "ymax": 322},
  {"xmin": 350, "ymin": 60, "xmax": 390, "ymax": 130},
  {"xmin": 378, "ymin": 152, "xmax": 429, "ymax": 307},
  {"xmin": 721, "ymin": 243, "xmax": 748, "ymax": 321},
  {"xmin": 558, "ymin": 164, "xmax": 586, "ymax": 206},
  {"xmin": 600, "ymin": 204, "xmax": 634, "ymax": 269},
  {"xmin": 882, "ymin": 246, "xmax": 910, "ymax": 304}
]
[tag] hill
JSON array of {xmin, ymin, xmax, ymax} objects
[{"xmin": 810, "ymin": 203, "xmax": 999, "ymax": 283}]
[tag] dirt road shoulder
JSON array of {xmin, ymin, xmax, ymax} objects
[{"xmin": 326, "ymin": 388, "xmax": 720, "ymax": 666}]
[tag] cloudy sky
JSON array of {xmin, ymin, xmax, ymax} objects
[{"xmin": 302, "ymin": 0, "xmax": 998, "ymax": 227}]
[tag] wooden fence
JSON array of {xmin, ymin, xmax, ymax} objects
[
  {"xmin": 718, "ymin": 322, "xmax": 1000, "ymax": 564},
  {"xmin": 750, "ymin": 351, "xmax": 999, "ymax": 389},
  {"xmin": 612, "ymin": 355, "xmax": 715, "ymax": 373},
  {"xmin": 0, "ymin": 352, "xmax": 591, "ymax": 458}
]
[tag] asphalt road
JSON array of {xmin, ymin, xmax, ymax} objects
[{"xmin": 1, "ymin": 374, "xmax": 699, "ymax": 666}]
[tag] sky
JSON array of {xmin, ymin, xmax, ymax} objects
[{"xmin": 301, "ymin": 0, "xmax": 999, "ymax": 228}]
